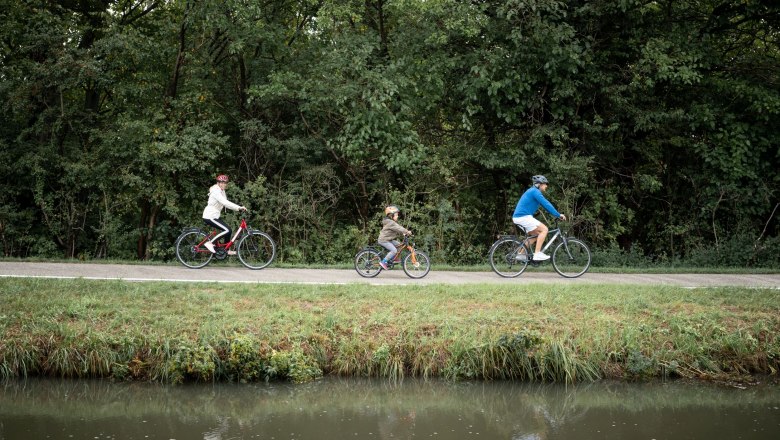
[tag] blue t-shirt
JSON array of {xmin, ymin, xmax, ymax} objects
[{"xmin": 512, "ymin": 186, "xmax": 561, "ymax": 218}]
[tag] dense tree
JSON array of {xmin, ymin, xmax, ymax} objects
[{"xmin": 1, "ymin": 0, "xmax": 777, "ymax": 266}]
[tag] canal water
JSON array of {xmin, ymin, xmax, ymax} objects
[{"xmin": 1, "ymin": 378, "xmax": 779, "ymax": 439}]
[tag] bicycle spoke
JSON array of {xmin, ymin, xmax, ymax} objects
[
  {"xmin": 489, "ymin": 238, "xmax": 528, "ymax": 277},
  {"xmin": 403, "ymin": 251, "xmax": 430, "ymax": 278},
  {"xmin": 552, "ymin": 238, "xmax": 591, "ymax": 278},
  {"xmin": 354, "ymin": 249, "xmax": 382, "ymax": 278},
  {"xmin": 175, "ymin": 231, "xmax": 213, "ymax": 269},
  {"xmin": 237, "ymin": 231, "xmax": 276, "ymax": 270}
]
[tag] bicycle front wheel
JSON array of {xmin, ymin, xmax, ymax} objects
[
  {"xmin": 403, "ymin": 250, "xmax": 430, "ymax": 279},
  {"xmin": 175, "ymin": 230, "xmax": 214, "ymax": 269},
  {"xmin": 354, "ymin": 249, "xmax": 382, "ymax": 278},
  {"xmin": 552, "ymin": 238, "xmax": 591, "ymax": 278},
  {"xmin": 237, "ymin": 231, "xmax": 276, "ymax": 270},
  {"xmin": 489, "ymin": 238, "xmax": 528, "ymax": 277}
]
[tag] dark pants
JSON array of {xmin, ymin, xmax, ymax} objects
[{"xmin": 204, "ymin": 218, "xmax": 231, "ymax": 244}]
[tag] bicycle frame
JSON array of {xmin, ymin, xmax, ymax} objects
[
  {"xmin": 534, "ymin": 228, "xmax": 562, "ymax": 254},
  {"xmin": 200, "ymin": 217, "xmax": 249, "ymax": 252},
  {"xmin": 377, "ymin": 236, "xmax": 420, "ymax": 267},
  {"xmin": 519, "ymin": 222, "xmax": 576, "ymax": 260}
]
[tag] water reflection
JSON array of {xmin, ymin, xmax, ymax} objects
[{"xmin": 1, "ymin": 378, "xmax": 779, "ymax": 439}]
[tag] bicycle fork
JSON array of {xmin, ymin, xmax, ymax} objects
[{"xmin": 409, "ymin": 250, "xmax": 419, "ymax": 267}]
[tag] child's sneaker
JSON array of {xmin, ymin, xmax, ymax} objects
[
  {"xmin": 379, "ymin": 260, "xmax": 389, "ymax": 270},
  {"xmin": 204, "ymin": 241, "xmax": 216, "ymax": 253}
]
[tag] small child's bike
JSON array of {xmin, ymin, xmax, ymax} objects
[
  {"xmin": 354, "ymin": 235, "xmax": 431, "ymax": 278},
  {"xmin": 175, "ymin": 213, "xmax": 276, "ymax": 269}
]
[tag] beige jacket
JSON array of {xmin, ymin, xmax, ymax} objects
[{"xmin": 378, "ymin": 218, "xmax": 410, "ymax": 242}]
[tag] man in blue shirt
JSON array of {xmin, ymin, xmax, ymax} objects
[{"xmin": 512, "ymin": 175, "xmax": 567, "ymax": 261}]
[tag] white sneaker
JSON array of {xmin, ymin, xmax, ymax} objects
[
  {"xmin": 532, "ymin": 252, "xmax": 550, "ymax": 261},
  {"xmin": 515, "ymin": 253, "xmax": 527, "ymax": 261},
  {"xmin": 203, "ymin": 241, "xmax": 216, "ymax": 253}
]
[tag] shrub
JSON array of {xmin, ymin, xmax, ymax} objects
[
  {"xmin": 265, "ymin": 348, "xmax": 322, "ymax": 383},
  {"xmin": 227, "ymin": 333, "xmax": 264, "ymax": 382},
  {"xmin": 167, "ymin": 340, "xmax": 218, "ymax": 383}
]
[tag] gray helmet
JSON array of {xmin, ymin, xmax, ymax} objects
[{"xmin": 531, "ymin": 175, "xmax": 549, "ymax": 185}]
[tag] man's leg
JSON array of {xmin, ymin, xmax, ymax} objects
[
  {"xmin": 528, "ymin": 223, "xmax": 550, "ymax": 260},
  {"xmin": 514, "ymin": 216, "xmax": 546, "ymax": 257},
  {"xmin": 530, "ymin": 223, "xmax": 549, "ymax": 253}
]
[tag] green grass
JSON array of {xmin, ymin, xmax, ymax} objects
[{"xmin": 1, "ymin": 278, "xmax": 778, "ymax": 384}]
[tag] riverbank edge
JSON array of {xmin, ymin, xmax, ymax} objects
[
  {"xmin": 1, "ymin": 279, "xmax": 778, "ymax": 385},
  {"xmin": 2, "ymin": 330, "xmax": 777, "ymax": 385}
]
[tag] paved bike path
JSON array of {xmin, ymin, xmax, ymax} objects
[{"xmin": 0, "ymin": 262, "xmax": 778, "ymax": 287}]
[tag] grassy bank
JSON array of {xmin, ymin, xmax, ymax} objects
[{"xmin": 1, "ymin": 278, "xmax": 778, "ymax": 384}]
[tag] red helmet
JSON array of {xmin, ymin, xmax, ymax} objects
[{"xmin": 216, "ymin": 174, "xmax": 229, "ymax": 182}]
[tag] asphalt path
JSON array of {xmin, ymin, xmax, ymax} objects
[{"xmin": 0, "ymin": 262, "xmax": 778, "ymax": 288}]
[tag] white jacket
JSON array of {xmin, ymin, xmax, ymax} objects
[{"xmin": 202, "ymin": 184, "xmax": 241, "ymax": 219}]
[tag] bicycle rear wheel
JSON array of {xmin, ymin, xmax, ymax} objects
[
  {"xmin": 489, "ymin": 238, "xmax": 528, "ymax": 277},
  {"xmin": 175, "ymin": 230, "xmax": 214, "ymax": 269},
  {"xmin": 237, "ymin": 231, "xmax": 276, "ymax": 270},
  {"xmin": 354, "ymin": 249, "xmax": 382, "ymax": 278},
  {"xmin": 552, "ymin": 238, "xmax": 591, "ymax": 278},
  {"xmin": 403, "ymin": 250, "xmax": 430, "ymax": 279}
]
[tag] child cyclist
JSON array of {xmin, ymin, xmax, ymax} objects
[
  {"xmin": 377, "ymin": 205, "xmax": 412, "ymax": 270},
  {"xmin": 202, "ymin": 174, "xmax": 247, "ymax": 255}
]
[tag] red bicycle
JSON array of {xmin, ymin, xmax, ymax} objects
[{"xmin": 174, "ymin": 213, "xmax": 276, "ymax": 269}]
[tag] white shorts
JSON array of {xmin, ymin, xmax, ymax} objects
[{"xmin": 512, "ymin": 215, "xmax": 541, "ymax": 233}]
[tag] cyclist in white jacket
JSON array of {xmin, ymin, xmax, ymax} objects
[{"xmin": 202, "ymin": 174, "xmax": 246, "ymax": 254}]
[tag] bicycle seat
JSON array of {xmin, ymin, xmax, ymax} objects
[{"xmin": 514, "ymin": 224, "xmax": 531, "ymax": 237}]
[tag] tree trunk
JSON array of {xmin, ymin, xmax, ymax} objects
[
  {"xmin": 137, "ymin": 201, "xmax": 149, "ymax": 259},
  {"xmin": 166, "ymin": 3, "xmax": 190, "ymax": 100},
  {"xmin": 144, "ymin": 205, "xmax": 159, "ymax": 260}
]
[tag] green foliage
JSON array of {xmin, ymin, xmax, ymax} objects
[
  {"xmin": 0, "ymin": 0, "xmax": 777, "ymax": 264},
  {"xmin": 2, "ymin": 278, "xmax": 780, "ymax": 383},
  {"xmin": 226, "ymin": 333, "xmax": 264, "ymax": 383},
  {"xmin": 445, "ymin": 331, "xmax": 544, "ymax": 381},
  {"xmin": 265, "ymin": 347, "xmax": 322, "ymax": 383},
  {"xmin": 625, "ymin": 350, "xmax": 657, "ymax": 379},
  {"xmin": 167, "ymin": 340, "xmax": 219, "ymax": 383},
  {"xmin": 591, "ymin": 242, "xmax": 653, "ymax": 268}
]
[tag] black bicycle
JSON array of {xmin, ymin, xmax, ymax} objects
[{"xmin": 488, "ymin": 220, "xmax": 591, "ymax": 278}]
